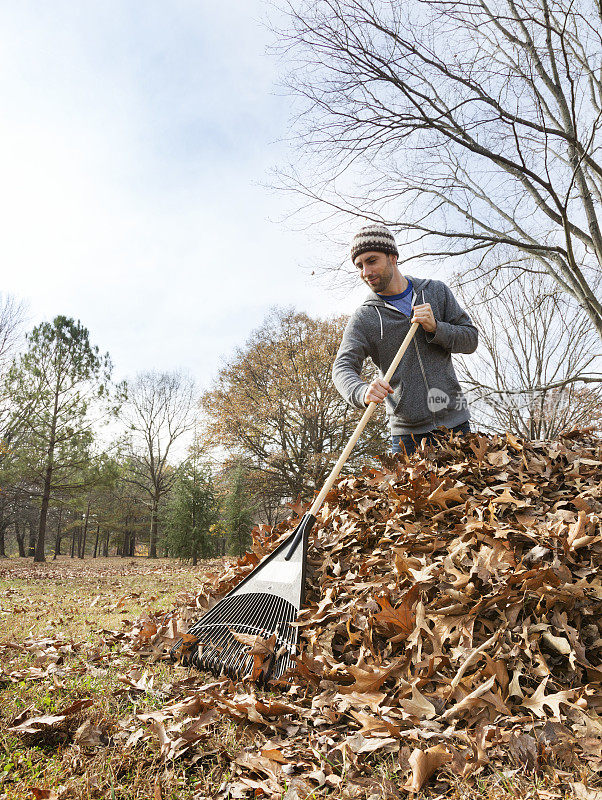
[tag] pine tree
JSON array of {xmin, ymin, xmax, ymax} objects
[
  {"xmin": 7, "ymin": 316, "xmax": 122, "ymax": 561},
  {"xmin": 166, "ymin": 456, "xmax": 218, "ymax": 565},
  {"xmin": 224, "ymin": 462, "xmax": 254, "ymax": 557}
]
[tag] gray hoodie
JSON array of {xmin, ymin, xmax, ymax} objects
[{"xmin": 332, "ymin": 275, "xmax": 478, "ymax": 436}]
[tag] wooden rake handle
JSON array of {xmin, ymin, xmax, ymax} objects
[{"xmin": 309, "ymin": 321, "xmax": 420, "ymax": 517}]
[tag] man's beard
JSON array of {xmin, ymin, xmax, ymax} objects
[{"xmin": 365, "ymin": 259, "xmax": 394, "ymax": 293}]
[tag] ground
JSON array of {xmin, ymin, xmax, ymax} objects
[{"xmin": 0, "ymin": 554, "xmax": 596, "ymax": 800}]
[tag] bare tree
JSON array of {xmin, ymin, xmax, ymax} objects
[
  {"xmin": 124, "ymin": 371, "xmax": 197, "ymax": 558},
  {"xmin": 0, "ymin": 293, "xmax": 26, "ymax": 437},
  {"xmin": 454, "ymin": 267, "xmax": 602, "ymax": 437},
  {"xmin": 0, "ymin": 294, "xmax": 25, "ymax": 371},
  {"xmin": 275, "ymin": 0, "xmax": 602, "ymax": 339}
]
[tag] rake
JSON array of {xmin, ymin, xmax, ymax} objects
[{"xmin": 170, "ymin": 322, "xmax": 420, "ymax": 683}]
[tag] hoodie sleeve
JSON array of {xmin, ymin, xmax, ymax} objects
[
  {"xmin": 332, "ymin": 312, "xmax": 372, "ymax": 409},
  {"xmin": 425, "ymin": 283, "xmax": 478, "ymax": 354}
]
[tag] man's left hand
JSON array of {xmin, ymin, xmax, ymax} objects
[{"xmin": 412, "ymin": 303, "xmax": 437, "ymax": 333}]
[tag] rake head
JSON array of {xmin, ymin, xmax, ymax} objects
[{"xmin": 170, "ymin": 513, "xmax": 315, "ymax": 684}]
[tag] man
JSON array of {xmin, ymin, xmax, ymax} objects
[{"xmin": 333, "ymin": 223, "xmax": 478, "ymax": 455}]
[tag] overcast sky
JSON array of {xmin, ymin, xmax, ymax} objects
[{"xmin": 0, "ymin": 0, "xmax": 371, "ymax": 390}]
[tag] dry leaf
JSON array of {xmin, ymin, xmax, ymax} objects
[
  {"xmin": 73, "ymin": 720, "xmax": 104, "ymax": 747},
  {"xmin": 260, "ymin": 748, "xmax": 290, "ymax": 764},
  {"xmin": 406, "ymin": 745, "xmax": 452, "ymax": 792},
  {"xmin": 521, "ymin": 677, "xmax": 575, "ymax": 720},
  {"xmin": 342, "ymin": 660, "xmax": 403, "ymax": 693},
  {"xmin": 10, "ymin": 427, "xmax": 601, "ymax": 800},
  {"xmin": 427, "ymin": 483, "xmax": 466, "ymax": 510},
  {"xmin": 373, "ymin": 591, "xmax": 417, "ymax": 636},
  {"xmin": 571, "ymin": 783, "xmax": 602, "ymax": 800},
  {"xmin": 399, "ymin": 686, "xmax": 437, "ymax": 720}
]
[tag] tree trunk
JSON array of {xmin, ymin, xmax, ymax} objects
[
  {"xmin": 14, "ymin": 522, "xmax": 25, "ymax": 557},
  {"xmin": 0, "ymin": 514, "xmax": 6, "ymax": 558},
  {"xmin": 35, "ymin": 384, "xmax": 59, "ymax": 564},
  {"xmin": 79, "ymin": 501, "xmax": 91, "ymax": 559},
  {"xmin": 103, "ymin": 529, "xmax": 109, "ymax": 557},
  {"xmin": 35, "ymin": 464, "xmax": 53, "ymax": 563},
  {"xmin": 93, "ymin": 523, "xmax": 100, "ymax": 558},
  {"xmin": 121, "ymin": 526, "xmax": 129, "ymax": 558},
  {"xmin": 148, "ymin": 497, "xmax": 159, "ymax": 558},
  {"xmin": 71, "ymin": 524, "xmax": 76, "ymax": 558},
  {"xmin": 28, "ymin": 518, "xmax": 37, "ymax": 558},
  {"xmin": 53, "ymin": 508, "xmax": 63, "ymax": 560}
]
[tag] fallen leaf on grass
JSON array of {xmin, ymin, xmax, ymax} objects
[
  {"xmin": 149, "ymin": 718, "xmax": 171, "ymax": 758},
  {"xmin": 11, "ymin": 705, "xmax": 35, "ymax": 727},
  {"xmin": 11, "ymin": 714, "xmax": 68, "ymax": 734},
  {"xmin": 119, "ymin": 669, "xmax": 154, "ymax": 693},
  {"xmin": 405, "ymin": 744, "xmax": 452, "ymax": 792},
  {"xmin": 73, "ymin": 719, "xmax": 105, "ymax": 747},
  {"xmin": 572, "ymin": 783, "xmax": 602, "ymax": 800},
  {"xmin": 61, "ymin": 698, "xmax": 94, "ymax": 716},
  {"xmin": 29, "ymin": 790, "xmax": 59, "ymax": 800},
  {"xmin": 260, "ymin": 748, "xmax": 290, "ymax": 764}
]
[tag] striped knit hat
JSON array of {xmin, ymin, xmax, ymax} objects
[{"xmin": 351, "ymin": 223, "xmax": 399, "ymax": 263}]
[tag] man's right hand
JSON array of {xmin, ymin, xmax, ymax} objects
[{"xmin": 364, "ymin": 377, "xmax": 393, "ymax": 404}]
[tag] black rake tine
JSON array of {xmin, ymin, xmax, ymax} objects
[{"xmin": 172, "ymin": 514, "xmax": 314, "ymax": 682}]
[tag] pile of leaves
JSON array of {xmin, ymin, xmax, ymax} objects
[
  {"xmin": 8, "ymin": 431, "xmax": 602, "ymax": 799},
  {"xmin": 121, "ymin": 429, "xmax": 602, "ymax": 798}
]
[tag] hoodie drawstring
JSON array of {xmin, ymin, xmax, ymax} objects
[
  {"xmin": 375, "ymin": 307, "xmax": 384, "ymax": 340},
  {"xmin": 413, "ymin": 288, "xmax": 436, "ymax": 426}
]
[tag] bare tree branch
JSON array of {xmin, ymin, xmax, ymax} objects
[
  {"xmin": 454, "ymin": 265, "xmax": 602, "ymax": 437},
  {"xmin": 273, "ymin": 0, "xmax": 602, "ymax": 338}
]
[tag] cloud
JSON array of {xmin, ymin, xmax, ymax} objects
[{"xmin": 0, "ymin": 0, "xmax": 368, "ymax": 390}]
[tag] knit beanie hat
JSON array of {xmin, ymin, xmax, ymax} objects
[{"xmin": 350, "ymin": 223, "xmax": 399, "ymax": 263}]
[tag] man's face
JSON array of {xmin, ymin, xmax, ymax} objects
[{"xmin": 354, "ymin": 251, "xmax": 395, "ymax": 293}]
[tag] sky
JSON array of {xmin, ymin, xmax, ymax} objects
[{"xmin": 0, "ymin": 0, "xmax": 368, "ymax": 390}]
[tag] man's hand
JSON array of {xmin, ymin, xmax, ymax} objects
[
  {"xmin": 412, "ymin": 303, "xmax": 437, "ymax": 333},
  {"xmin": 365, "ymin": 377, "xmax": 393, "ymax": 405}
]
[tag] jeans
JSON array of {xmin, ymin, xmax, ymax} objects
[{"xmin": 391, "ymin": 420, "xmax": 471, "ymax": 456}]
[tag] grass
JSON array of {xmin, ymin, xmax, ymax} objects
[{"xmin": 0, "ymin": 555, "xmax": 236, "ymax": 800}]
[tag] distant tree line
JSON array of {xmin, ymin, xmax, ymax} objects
[
  {"xmin": 0, "ymin": 299, "xmax": 390, "ymax": 563},
  {"xmin": 1, "ymin": 281, "xmax": 598, "ymax": 564},
  {"xmin": 0, "ymin": 299, "xmax": 258, "ymax": 562}
]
